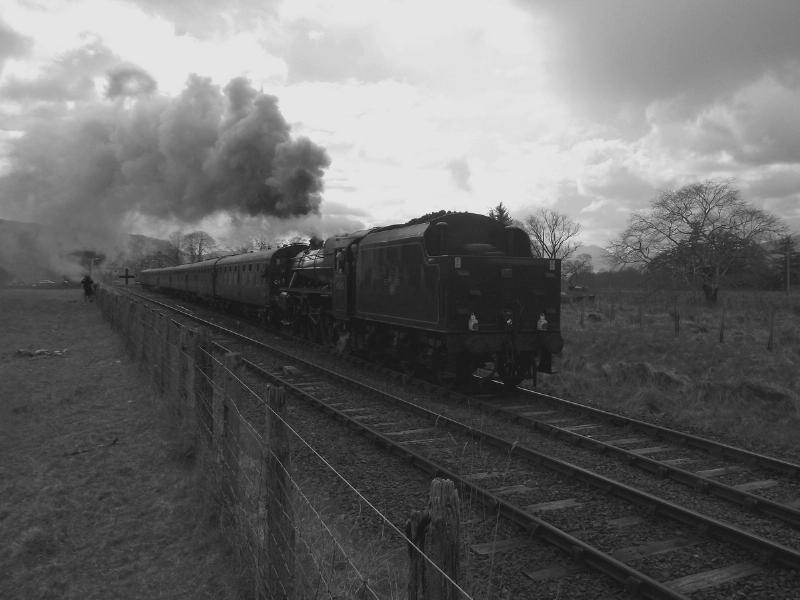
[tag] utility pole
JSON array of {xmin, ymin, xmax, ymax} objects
[{"xmin": 787, "ymin": 236, "xmax": 792, "ymax": 295}]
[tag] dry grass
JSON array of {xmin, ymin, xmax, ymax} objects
[
  {"xmin": 0, "ymin": 288, "xmax": 248, "ymax": 600},
  {"xmin": 540, "ymin": 289, "xmax": 800, "ymax": 454}
]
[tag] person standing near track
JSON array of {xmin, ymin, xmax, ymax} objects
[{"xmin": 81, "ymin": 274, "xmax": 95, "ymax": 302}]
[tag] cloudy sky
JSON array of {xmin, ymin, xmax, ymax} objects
[{"xmin": 1, "ymin": 0, "xmax": 799, "ymax": 251}]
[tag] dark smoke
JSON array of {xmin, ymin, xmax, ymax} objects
[{"xmin": 0, "ymin": 73, "xmax": 330, "ymax": 228}]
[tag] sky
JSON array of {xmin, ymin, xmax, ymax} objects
[{"xmin": 1, "ymin": 0, "xmax": 799, "ymax": 256}]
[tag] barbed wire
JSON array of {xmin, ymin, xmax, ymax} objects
[{"xmin": 96, "ymin": 287, "xmax": 473, "ymax": 600}]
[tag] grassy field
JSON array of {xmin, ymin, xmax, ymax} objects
[
  {"xmin": 540, "ymin": 289, "xmax": 800, "ymax": 456},
  {"xmin": 3, "ymin": 286, "xmax": 798, "ymax": 598},
  {"xmin": 0, "ymin": 288, "xmax": 246, "ymax": 600}
]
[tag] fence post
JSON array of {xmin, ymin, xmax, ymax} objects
[
  {"xmin": 166, "ymin": 321, "xmax": 182, "ymax": 410},
  {"xmin": 194, "ymin": 330, "xmax": 213, "ymax": 443},
  {"xmin": 407, "ymin": 478, "xmax": 462, "ymax": 600},
  {"xmin": 134, "ymin": 303, "xmax": 146, "ymax": 366},
  {"xmin": 160, "ymin": 314, "xmax": 171, "ymax": 394},
  {"xmin": 264, "ymin": 386, "xmax": 294, "ymax": 600},
  {"xmin": 211, "ymin": 346, "xmax": 226, "ymax": 466},
  {"xmin": 405, "ymin": 510, "xmax": 430, "ymax": 600},
  {"xmin": 184, "ymin": 328, "xmax": 201, "ymax": 434},
  {"xmin": 673, "ymin": 298, "xmax": 680, "ymax": 337},
  {"xmin": 222, "ymin": 353, "xmax": 243, "ymax": 516},
  {"xmin": 121, "ymin": 297, "xmax": 132, "ymax": 353},
  {"xmin": 767, "ymin": 307, "xmax": 775, "ymax": 351},
  {"xmin": 177, "ymin": 327, "xmax": 190, "ymax": 419},
  {"xmin": 424, "ymin": 478, "xmax": 461, "ymax": 600},
  {"xmin": 256, "ymin": 385, "xmax": 270, "ymax": 600},
  {"xmin": 145, "ymin": 309, "xmax": 157, "ymax": 383}
]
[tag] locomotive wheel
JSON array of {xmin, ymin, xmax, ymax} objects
[
  {"xmin": 495, "ymin": 349, "xmax": 524, "ymax": 387},
  {"xmin": 319, "ymin": 314, "xmax": 337, "ymax": 346}
]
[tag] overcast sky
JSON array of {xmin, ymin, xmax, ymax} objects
[{"xmin": 1, "ymin": 0, "xmax": 799, "ymax": 249}]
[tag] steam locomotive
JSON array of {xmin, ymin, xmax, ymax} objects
[{"xmin": 140, "ymin": 212, "xmax": 563, "ymax": 385}]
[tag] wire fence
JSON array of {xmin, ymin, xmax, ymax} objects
[{"xmin": 96, "ymin": 287, "xmax": 473, "ymax": 600}]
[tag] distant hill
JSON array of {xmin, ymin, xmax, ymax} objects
[{"xmin": 574, "ymin": 244, "xmax": 614, "ymax": 272}]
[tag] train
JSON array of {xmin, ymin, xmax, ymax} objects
[{"xmin": 139, "ymin": 212, "xmax": 564, "ymax": 385}]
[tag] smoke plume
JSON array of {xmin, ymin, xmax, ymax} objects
[{"xmin": 0, "ymin": 72, "xmax": 330, "ymax": 267}]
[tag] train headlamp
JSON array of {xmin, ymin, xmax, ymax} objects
[{"xmin": 537, "ymin": 313, "xmax": 548, "ymax": 330}]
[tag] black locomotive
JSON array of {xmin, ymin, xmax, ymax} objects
[{"xmin": 140, "ymin": 212, "xmax": 563, "ymax": 385}]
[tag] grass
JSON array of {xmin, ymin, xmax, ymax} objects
[
  {"xmin": 0, "ymin": 288, "xmax": 248, "ymax": 600},
  {"xmin": 541, "ymin": 289, "xmax": 800, "ymax": 454}
]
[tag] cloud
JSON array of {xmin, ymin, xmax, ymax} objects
[
  {"xmin": 128, "ymin": 0, "xmax": 279, "ymax": 37},
  {"xmin": 0, "ymin": 35, "xmax": 118, "ymax": 101},
  {"xmin": 521, "ymin": 0, "xmax": 800, "ymax": 116},
  {"xmin": 0, "ymin": 18, "xmax": 32, "ymax": 71},
  {"xmin": 282, "ymin": 21, "xmax": 390, "ymax": 83},
  {"xmin": 447, "ymin": 158, "xmax": 471, "ymax": 192},
  {"xmin": 745, "ymin": 168, "xmax": 800, "ymax": 201},
  {"xmin": 106, "ymin": 65, "xmax": 158, "ymax": 98}
]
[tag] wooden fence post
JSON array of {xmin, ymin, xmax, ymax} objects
[
  {"xmin": 405, "ymin": 510, "xmax": 430, "ymax": 600},
  {"xmin": 221, "ymin": 353, "xmax": 243, "ymax": 515},
  {"xmin": 264, "ymin": 386, "xmax": 294, "ymax": 600},
  {"xmin": 160, "ymin": 314, "xmax": 171, "ymax": 394},
  {"xmin": 176, "ymin": 328, "xmax": 190, "ymax": 419},
  {"xmin": 719, "ymin": 305, "xmax": 726, "ymax": 344},
  {"xmin": 406, "ymin": 478, "xmax": 462, "ymax": 600},
  {"xmin": 211, "ymin": 346, "xmax": 226, "ymax": 465},
  {"xmin": 124, "ymin": 296, "xmax": 133, "ymax": 343},
  {"xmin": 167, "ymin": 321, "xmax": 182, "ymax": 410},
  {"xmin": 149, "ymin": 310, "xmax": 158, "ymax": 388},
  {"xmin": 194, "ymin": 329, "xmax": 213, "ymax": 443},
  {"xmin": 256, "ymin": 384, "xmax": 271, "ymax": 600},
  {"xmin": 673, "ymin": 298, "xmax": 680, "ymax": 337},
  {"xmin": 134, "ymin": 303, "xmax": 147, "ymax": 366},
  {"xmin": 424, "ymin": 478, "xmax": 461, "ymax": 600},
  {"xmin": 183, "ymin": 328, "xmax": 201, "ymax": 434},
  {"xmin": 767, "ymin": 307, "xmax": 775, "ymax": 351}
]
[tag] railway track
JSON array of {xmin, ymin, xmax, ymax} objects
[
  {"xmin": 459, "ymin": 382, "xmax": 800, "ymax": 531},
  {"xmin": 124, "ymin": 288, "xmax": 800, "ymax": 598}
]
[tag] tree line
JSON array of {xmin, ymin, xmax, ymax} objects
[{"xmin": 488, "ymin": 180, "xmax": 795, "ymax": 301}]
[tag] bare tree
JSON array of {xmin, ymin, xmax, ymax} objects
[
  {"xmin": 252, "ymin": 237, "xmax": 271, "ymax": 250},
  {"xmin": 181, "ymin": 231, "xmax": 217, "ymax": 263},
  {"xmin": 166, "ymin": 231, "xmax": 184, "ymax": 265},
  {"xmin": 522, "ymin": 208, "xmax": 582, "ymax": 259},
  {"xmin": 608, "ymin": 180, "xmax": 785, "ymax": 301},
  {"xmin": 488, "ymin": 202, "xmax": 514, "ymax": 226},
  {"xmin": 563, "ymin": 252, "xmax": 593, "ymax": 284}
]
